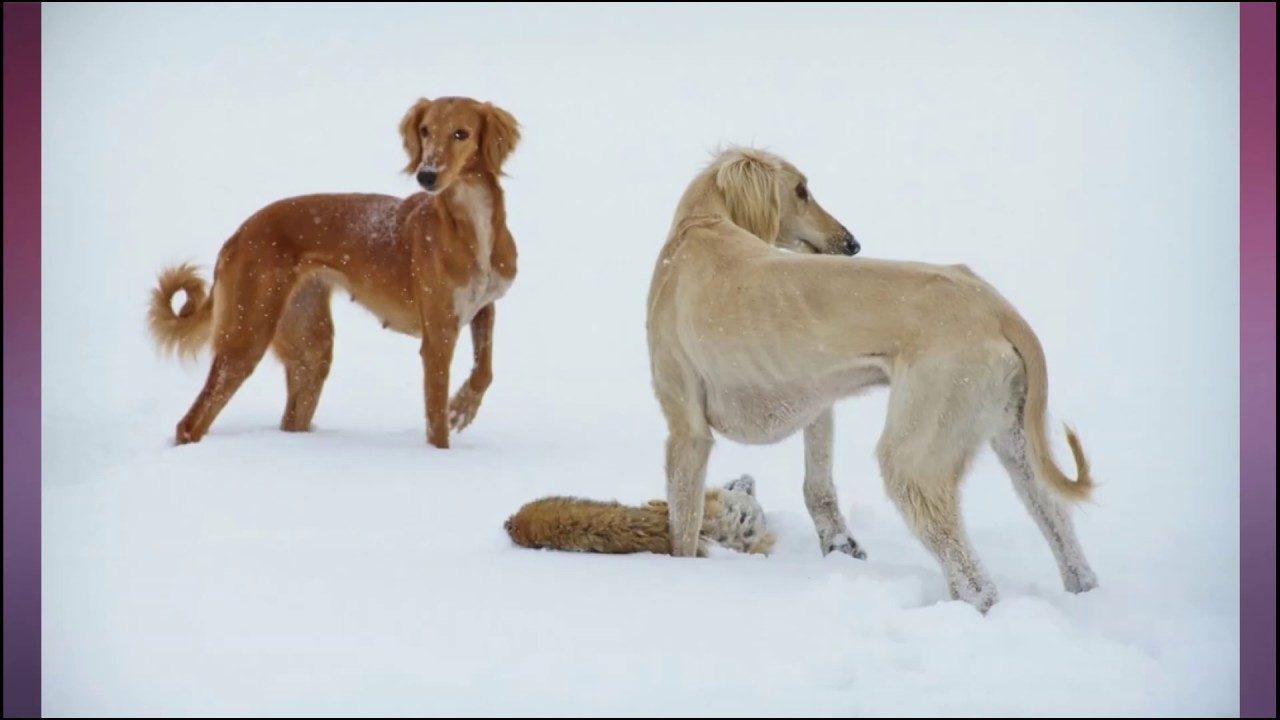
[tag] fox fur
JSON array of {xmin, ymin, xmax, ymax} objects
[{"xmin": 504, "ymin": 474, "xmax": 777, "ymax": 557}]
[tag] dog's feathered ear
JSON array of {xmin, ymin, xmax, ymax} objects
[
  {"xmin": 481, "ymin": 103, "xmax": 521, "ymax": 176},
  {"xmin": 398, "ymin": 97, "xmax": 433, "ymax": 175},
  {"xmin": 724, "ymin": 474, "xmax": 757, "ymax": 497},
  {"xmin": 714, "ymin": 151, "xmax": 783, "ymax": 243}
]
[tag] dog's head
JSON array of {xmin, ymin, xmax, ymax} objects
[
  {"xmin": 398, "ymin": 96, "xmax": 521, "ymax": 195},
  {"xmin": 712, "ymin": 147, "xmax": 859, "ymax": 257}
]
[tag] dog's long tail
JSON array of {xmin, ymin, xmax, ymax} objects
[
  {"xmin": 147, "ymin": 262, "xmax": 215, "ymax": 362},
  {"xmin": 503, "ymin": 496, "xmax": 703, "ymax": 556},
  {"xmin": 999, "ymin": 310, "xmax": 1094, "ymax": 503}
]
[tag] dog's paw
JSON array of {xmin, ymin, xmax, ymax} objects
[
  {"xmin": 953, "ymin": 582, "xmax": 999, "ymax": 615},
  {"xmin": 448, "ymin": 386, "xmax": 483, "ymax": 432},
  {"xmin": 1065, "ymin": 567, "xmax": 1099, "ymax": 594},
  {"xmin": 825, "ymin": 533, "xmax": 867, "ymax": 561},
  {"xmin": 174, "ymin": 419, "xmax": 200, "ymax": 446},
  {"xmin": 427, "ymin": 429, "xmax": 451, "ymax": 450}
]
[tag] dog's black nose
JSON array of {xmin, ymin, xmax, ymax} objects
[
  {"xmin": 416, "ymin": 170, "xmax": 439, "ymax": 190},
  {"xmin": 843, "ymin": 233, "xmax": 861, "ymax": 256}
]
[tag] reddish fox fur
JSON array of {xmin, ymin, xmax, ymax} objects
[{"xmin": 504, "ymin": 475, "xmax": 778, "ymax": 557}]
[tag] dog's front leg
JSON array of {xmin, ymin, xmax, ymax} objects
[
  {"xmin": 805, "ymin": 407, "xmax": 866, "ymax": 560},
  {"xmin": 419, "ymin": 313, "xmax": 460, "ymax": 449},
  {"xmin": 449, "ymin": 303, "xmax": 494, "ymax": 433}
]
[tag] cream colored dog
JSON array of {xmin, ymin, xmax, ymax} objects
[{"xmin": 644, "ymin": 146, "xmax": 1098, "ymax": 613}]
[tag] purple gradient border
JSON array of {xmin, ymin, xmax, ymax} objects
[
  {"xmin": 1240, "ymin": 3, "xmax": 1277, "ymax": 718},
  {"xmin": 1, "ymin": 3, "xmax": 1275, "ymax": 718},
  {"xmin": 4, "ymin": 2, "xmax": 42, "ymax": 718}
]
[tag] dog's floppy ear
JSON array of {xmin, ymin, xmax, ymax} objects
[
  {"xmin": 714, "ymin": 150, "xmax": 783, "ymax": 243},
  {"xmin": 481, "ymin": 102, "xmax": 521, "ymax": 176},
  {"xmin": 398, "ymin": 97, "xmax": 433, "ymax": 175},
  {"xmin": 724, "ymin": 474, "xmax": 757, "ymax": 497}
]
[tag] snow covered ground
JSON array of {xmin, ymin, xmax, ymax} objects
[{"xmin": 40, "ymin": 3, "xmax": 1241, "ymax": 717}]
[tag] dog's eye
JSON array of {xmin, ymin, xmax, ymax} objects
[
  {"xmin": 453, "ymin": 129, "xmax": 470, "ymax": 141},
  {"xmin": 419, "ymin": 127, "xmax": 430, "ymax": 138},
  {"xmin": 796, "ymin": 184, "xmax": 809, "ymax": 201}
]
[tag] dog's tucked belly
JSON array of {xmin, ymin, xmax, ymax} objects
[
  {"xmin": 350, "ymin": 288, "xmax": 422, "ymax": 337},
  {"xmin": 307, "ymin": 263, "xmax": 511, "ymax": 337},
  {"xmin": 706, "ymin": 386, "xmax": 827, "ymax": 444},
  {"xmin": 311, "ymin": 267, "xmax": 422, "ymax": 337},
  {"xmin": 704, "ymin": 365, "xmax": 890, "ymax": 444}
]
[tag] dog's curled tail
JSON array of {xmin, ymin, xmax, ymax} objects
[
  {"xmin": 999, "ymin": 310, "xmax": 1095, "ymax": 503},
  {"xmin": 503, "ymin": 496, "xmax": 706, "ymax": 556},
  {"xmin": 147, "ymin": 263, "xmax": 215, "ymax": 362}
]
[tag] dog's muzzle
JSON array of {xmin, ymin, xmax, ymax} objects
[
  {"xmin": 416, "ymin": 169, "xmax": 440, "ymax": 192},
  {"xmin": 840, "ymin": 230, "xmax": 861, "ymax": 256}
]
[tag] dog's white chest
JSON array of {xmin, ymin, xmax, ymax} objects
[
  {"xmin": 452, "ymin": 183, "xmax": 512, "ymax": 325},
  {"xmin": 454, "ymin": 272, "xmax": 512, "ymax": 327}
]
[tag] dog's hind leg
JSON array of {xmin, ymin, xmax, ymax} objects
[
  {"xmin": 174, "ymin": 263, "xmax": 297, "ymax": 445},
  {"xmin": 666, "ymin": 427, "xmax": 713, "ymax": 557},
  {"xmin": 653, "ymin": 351, "xmax": 713, "ymax": 558},
  {"xmin": 991, "ymin": 416, "xmax": 1098, "ymax": 594},
  {"xmin": 804, "ymin": 407, "xmax": 866, "ymax": 559},
  {"xmin": 876, "ymin": 362, "xmax": 998, "ymax": 612},
  {"xmin": 273, "ymin": 276, "xmax": 335, "ymax": 433}
]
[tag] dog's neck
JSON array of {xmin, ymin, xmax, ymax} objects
[
  {"xmin": 441, "ymin": 176, "xmax": 499, "ymax": 264},
  {"xmin": 668, "ymin": 172, "xmax": 743, "ymax": 236},
  {"xmin": 438, "ymin": 172, "xmax": 500, "ymax": 207},
  {"xmin": 675, "ymin": 176, "xmax": 723, "ymax": 220}
]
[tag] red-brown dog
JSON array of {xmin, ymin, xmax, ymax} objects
[{"xmin": 147, "ymin": 96, "xmax": 521, "ymax": 449}]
